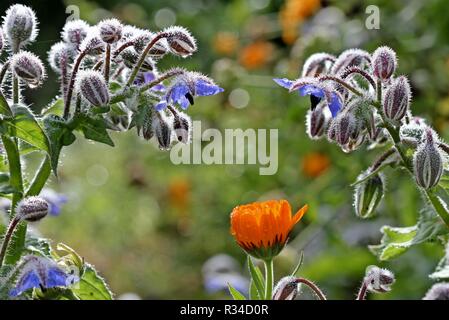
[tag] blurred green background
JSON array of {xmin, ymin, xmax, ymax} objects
[{"xmin": 3, "ymin": 0, "xmax": 449, "ymax": 299}]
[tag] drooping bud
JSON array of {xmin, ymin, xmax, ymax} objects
[
  {"xmin": 164, "ymin": 26, "xmax": 197, "ymax": 58},
  {"xmin": 79, "ymin": 34, "xmax": 104, "ymax": 55},
  {"xmin": 328, "ymin": 111, "xmax": 357, "ymax": 146},
  {"xmin": 383, "ymin": 76, "xmax": 410, "ymax": 123},
  {"xmin": 10, "ymin": 51, "xmax": 45, "ymax": 88},
  {"xmin": 413, "ymin": 129, "xmax": 443, "ymax": 189},
  {"xmin": 133, "ymin": 31, "xmax": 168, "ymax": 59},
  {"xmin": 331, "ymin": 49, "xmax": 371, "ymax": 75},
  {"xmin": 48, "ymin": 41, "xmax": 76, "ymax": 73},
  {"xmin": 121, "ymin": 48, "xmax": 154, "ymax": 71},
  {"xmin": 372, "ymin": 46, "xmax": 397, "ymax": 81},
  {"xmin": 98, "ymin": 18, "xmax": 122, "ymax": 44},
  {"xmin": 305, "ymin": 104, "xmax": 330, "ymax": 139},
  {"xmin": 399, "ymin": 122, "xmax": 427, "ymax": 147},
  {"xmin": 76, "ymin": 70, "xmax": 110, "ymax": 106},
  {"xmin": 353, "ymin": 172, "xmax": 384, "ymax": 218},
  {"xmin": 423, "ymin": 283, "xmax": 449, "ymax": 300},
  {"xmin": 272, "ymin": 276, "xmax": 298, "ymax": 300},
  {"xmin": 16, "ymin": 196, "xmax": 49, "ymax": 222},
  {"xmin": 301, "ymin": 53, "xmax": 336, "ymax": 77},
  {"xmin": 121, "ymin": 25, "xmax": 140, "ymax": 42},
  {"xmin": 2, "ymin": 4, "xmax": 38, "ymax": 52},
  {"xmin": 364, "ymin": 266, "xmax": 395, "ymax": 293},
  {"xmin": 152, "ymin": 112, "xmax": 173, "ymax": 150},
  {"xmin": 61, "ymin": 19, "xmax": 89, "ymax": 47},
  {"xmin": 171, "ymin": 108, "xmax": 191, "ymax": 144}
]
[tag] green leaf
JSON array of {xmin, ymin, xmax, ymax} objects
[
  {"xmin": 430, "ymin": 265, "xmax": 449, "ymax": 280},
  {"xmin": 4, "ymin": 104, "xmax": 50, "ymax": 153},
  {"xmin": 42, "ymin": 98, "xmax": 64, "ymax": 116},
  {"xmin": 0, "ymin": 91, "xmax": 12, "ymax": 116},
  {"xmin": 247, "ymin": 257, "xmax": 264, "ymax": 300},
  {"xmin": 0, "ymin": 173, "xmax": 16, "ymax": 195},
  {"xmin": 72, "ymin": 264, "xmax": 113, "ymax": 300},
  {"xmin": 75, "ymin": 114, "xmax": 114, "ymax": 146},
  {"xmin": 25, "ymin": 237, "xmax": 53, "ymax": 258},
  {"xmin": 249, "ymin": 280, "xmax": 260, "ymax": 300},
  {"xmin": 227, "ymin": 283, "xmax": 246, "ymax": 300}
]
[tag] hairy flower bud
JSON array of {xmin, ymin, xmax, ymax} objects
[
  {"xmin": 383, "ymin": 76, "xmax": 410, "ymax": 123},
  {"xmin": 121, "ymin": 48, "xmax": 154, "ymax": 71},
  {"xmin": 98, "ymin": 18, "xmax": 122, "ymax": 44},
  {"xmin": 48, "ymin": 41, "xmax": 76, "ymax": 73},
  {"xmin": 133, "ymin": 31, "xmax": 168, "ymax": 59},
  {"xmin": 354, "ymin": 172, "xmax": 384, "ymax": 218},
  {"xmin": 331, "ymin": 49, "xmax": 371, "ymax": 75},
  {"xmin": 372, "ymin": 46, "xmax": 397, "ymax": 81},
  {"xmin": 364, "ymin": 266, "xmax": 395, "ymax": 293},
  {"xmin": 423, "ymin": 283, "xmax": 449, "ymax": 300},
  {"xmin": 61, "ymin": 19, "xmax": 89, "ymax": 47},
  {"xmin": 0, "ymin": 30, "xmax": 3, "ymax": 54},
  {"xmin": 164, "ymin": 26, "xmax": 197, "ymax": 57},
  {"xmin": 413, "ymin": 129, "xmax": 443, "ymax": 189},
  {"xmin": 172, "ymin": 109, "xmax": 191, "ymax": 144},
  {"xmin": 10, "ymin": 51, "xmax": 45, "ymax": 88},
  {"xmin": 152, "ymin": 112, "xmax": 173, "ymax": 150},
  {"xmin": 399, "ymin": 122, "xmax": 427, "ymax": 147},
  {"xmin": 306, "ymin": 104, "xmax": 329, "ymax": 139},
  {"xmin": 272, "ymin": 276, "xmax": 298, "ymax": 300},
  {"xmin": 301, "ymin": 53, "xmax": 336, "ymax": 77},
  {"xmin": 76, "ymin": 70, "xmax": 110, "ymax": 106},
  {"xmin": 2, "ymin": 4, "xmax": 38, "ymax": 51},
  {"xmin": 328, "ymin": 111, "xmax": 357, "ymax": 146},
  {"xmin": 16, "ymin": 196, "xmax": 49, "ymax": 222},
  {"xmin": 79, "ymin": 34, "xmax": 104, "ymax": 55}
]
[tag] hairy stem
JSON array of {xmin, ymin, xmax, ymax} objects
[
  {"xmin": 64, "ymin": 50, "xmax": 87, "ymax": 119},
  {"xmin": 0, "ymin": 60, "xmax": 10, "ymax": 86},
  {"xmin": 139, "ymin": 68, "xmax": 184, "ymax": 92},
  {"xmin": 318, "ymin": 75, "xmax": 364, "ymax": 96},
  {"xmin": 12, "ymin": 75, "xmax": 19, "ymax": 104},
  {"xmin": 104, "ymin": 44, "xmax": 111, "ymax": 83},
  {"xmin": 0, "ymin": 218, "xmax": 20, "ymax": 268},
  {"xmin": 296, "ymin": 278, "xmax": 327, "ymax": 300},
  {"xmin": 356, "ymin": 282, "xmax": 368, "ymax": 300}
]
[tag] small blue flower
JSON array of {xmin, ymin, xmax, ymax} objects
[
  {"xmin": 143, "ymin": 72, "xmax": 165, "ymax": 92},
  {"xmin": 10, "ymin": 256, "xmax": 79, "ymax": 297},
  {"xmin": 204, "ymin": 273, "xmax": 249, "ymax": 296},
  {"xmin": 156, "ymin": 74, "xmax": 224, "ymax": 111},
  {"xmin": 273, "ymin": 78, "xmax": 342, "ymax": 117},
  {"xmin": 40, "ymin": 188, "xmax": 68, "ymax": 216}
]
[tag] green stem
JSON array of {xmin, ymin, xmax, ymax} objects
[
  {"xmin": 12, "ymin": 75, "xmax": 19, "ymax": 104},
  {"xmin": 264, "ymin": 259, "xmax": 274, "ymax": 300},
  {"xmin": 0, "ymin": 217, "xmax": 20, "ymax": 268},
  {"xmin": 26, "ymin": 156, "xmax": 51, "ymax": 197}
]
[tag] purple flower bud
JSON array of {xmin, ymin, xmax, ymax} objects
[
  {"xmin": 98, "ymin": 18, "xmax": 122, "ymax": 44},
  {"xmin": 372, "ymin": 46, "xmax": 397, "ymax": 81},
  {"xmin": 152, "ymin": 112, "xmax": 173, "ymax": 150},
  {"xmin": 164, "ymin": 26, "xmax": 197, "ymax": 58},
  {"xmin": 47, "ymin": 41, "xmax": 76, "ymax": 73},
  {"xmin": 0, "ymin": 30, "xmax": 3, "ymax": 54},
  {"xmin": 10, "ymin": 51, "xmax": 45, "ymax": 88},
  {"xmin": 172, "ymin": 109, "xmax": 191, "ymax": 144},
  {"xmin": 2, "ymin": 4, "xmax": 38, "ymax": 52},
  {"xmin": 133, "ymin": 31, "xmax": 168, "ymax": 59},
  {"xmin": 79, "ymin": 34, "xmax": 104, "ymax": 55},
  {"xmin": 423, "ymin": 283, "xmax": 449, "ymax": 300},
  {"xmin": 121, "ymin": 25, "xmax": 140, "ymax": 41},
  {"xmin": 16, "ymin": 196, "xmax": 49, "ymax": 222},
  {"xmin": 301, "ymin": 53, "xmax": 336, "ymax": 77},
  {"xmin": 328, "ymin": 111, "xmax": 357, "ymax": 146},
  {"xmin": 272, "ymin": 276, "xmax": 298, "ymax": 300},
  {"xmin": 61, "ymin": 19, "xmax": 89, "ymax": 47},
  {"xmin": 383, "ymin": 76, "xmax": 410, "ymax": 123},
  {"xmin": 354, "ymin": 172, "xmax": 384, "ymax": 218},
  {"xmin": 364, "ymin": 266, "xmax": 395, "ymax": 293},
  {"xmin": 413, "ymin": 129, "xmax": 443, "ymax": 189},
  {"xmin": 331, "ymin": 49, "xmax": 371, "ymax": 75},
  {"xmin": 76, "ymin": 70, "xmax": 110, "ymax": 106},
  {"xmin": 306, "ymin": 104, "xmax": 329, "ymax": 139},
  {"xmin": 121, "ymin": 48, "xmax": 154, "ymax": 71}
]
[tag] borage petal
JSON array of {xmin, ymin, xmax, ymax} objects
[{"xmin": 273, "ymin": 78, "xmax": 294, "ymax": 89}]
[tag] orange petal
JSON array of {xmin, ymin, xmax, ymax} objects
[{"xmin": 292, "ymin": 204, "xmax": 308, "ymax": 225}]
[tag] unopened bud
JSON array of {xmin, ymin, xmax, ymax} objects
[
  {"xmin": 272, "ymin": 276, "xmax": 298, "ymax": 300},
  {"xmin": 423, "ymin": 283, "xmax": 449, "ymax": 300},
  {"xmin": 79, "ymin": 34, "xmax": 104, "ymax": 55},
  {"xmin": 2, "ymin": 4, "xmax": 38, "ymax": 51},
  {"xmin": 48, "ymin": 41, "xmax": 76, "ymax": 73},
  {"xmin": 152, "ymin": 112, "xmax": 173, "ymax": 150},
  {"xmin": 372, "ymin": 46, "xmax": 397, "ymax": 81},
  {"xmin": 413, "ymin": 129, "xmax": 443, "ymax": 189},
  {"xmin": 331, "ymin": 49, "xmax": 371, "ymax": 75},
  {"xmin": 121, "ymin": 48, "xmax": 154, "ymax": 71},
  {"xmin": 364, "ymin": 266, "xmax": 395, "ymax": 293},
  {"xmin": 61, "ymin": 20, "xmax": 89, "ymax": 47},
  {"xmin": 10, "ymin": 51, "xmax": 45, "ymax": 88},
  {"xmin": 301, "ymin": 53, "xmax": 336, "ymax": 77},
  {"xmin": 134, "ymin": 31, "xmax": 168, "ymax": 59},
  {"xmin": 383, "ymin": 76, "xmax": 410, "ymax": 123},
  {"xmin": 98, "ymin": 18, "xmax": 122, "ymax": 44},
  {"xmin": 172, "ymin": 109, "xmax": 191, "ymax": 144},
  {"xmin": 76, "ymin": 70, "xmax": 110, "ymax": 106},
  {"xmin": 354, "ymin": 172, "xmax": 384, "ymax": 218},
  {"xmin": 164, "ymin": 26, "xmax": 197, "ymax": 57},
  {"xmin": 328, "ymin": 112, "xmax": 357, "ymax": 146},
  {"xmin": 399, "ymin": 122, "xmax": 426, "ymax": 147},
  {"xmin": 16, "ymin": 196, "xmax": 48, "ymax": 222},
  {"xmin": 306, "ymin": 105, "xmax": 329, "ymax": 139}
]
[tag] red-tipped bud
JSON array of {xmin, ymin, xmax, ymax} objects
[
  {"xmin": 10, "ymin": 51, "xmax": 45, "ymax": 88},
  {"xmin": 383, "ymin": 76, "xmax": 410, "ymax": 123},
  {"xmin": 76, "ymin": 70, "xmax": 110, "ymax": 106},
  {"xmin": 372, "ymin": 46, "xmax": 397, "ymax": 81}
]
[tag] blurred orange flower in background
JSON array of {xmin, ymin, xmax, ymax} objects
[
  {"xmin": 279, "ymin": 0, "xmax": 321, "ymax": 44},
  {"xmin": 213, "ymin": 31, "xmax": 239, "ymax": 56},
  {"xmin": 301, "ymin": 152, "xmax": 330, "ymax": 178},
  {"xmin": 238, "ymin": 41, "xmax": 274, "ymax": 70},
  {"xmin": 167, "ymin": 178, "xmax": 191, "ymax": 211},
  {"xmin": 230, "ymin": 200, "xmax": 308, "ymax": 260}
]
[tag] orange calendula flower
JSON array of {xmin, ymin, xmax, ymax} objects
[
  {"xmin": 301, "ymin": 152, "xmax": 330, "ymax": 178},
  {"xmin": 238, "ymin": 41, "xmax": 274, "ymax": 70},
  {"xmin": 230, "ymin": 200, "xmax": 308, "ymax": 260}
]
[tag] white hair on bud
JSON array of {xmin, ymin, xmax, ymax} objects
[
  {"xmin": 98, "ymin": 18, "xmax": 123, "ymax": 44},
  {"xmin": 10, "ymin": 51, "xmax": 46, "ymax": 88},
  {"xmin": 302, "ymin": 52, "xmax": 336, "ymax": 77},
  {"xmin": 16, "ymin": 196, "xmax": 49, "ymax": 222},
  {"xmin": 76, "ymin": 70, "xmax": 110, "ymax": 106},
  {"xmin": 372, "ymin": 46, "xmax": 397, "ymax": 81},
  {"xmin": 2, "ymin": 4, "xmax": 38, "ymax": 51},
  {"xmin": 164, "ymin": 26, "xmax": 197, "ymax": 57},
  {"xmin": 61, "ymin": 19, "xmax": 90, "ymax": 46},
  {"xmin": 47, "ymin": 41, "xmax": 76, "ymax": 73},
  {"xmin": 331, "ymin": 48, "xmax": 371, "ymax": 75}
]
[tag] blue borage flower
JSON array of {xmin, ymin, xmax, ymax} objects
[
  {"xmin": 273, "ymin": 77, "xmax": 343, "ymax": 117},
  {"xmin": 40, "ymin": 188, "xmax": 68, "ymax": 216},
  {"xmin": 155, "ymin": 72, "xmax": 224, "ymax": 111},
  {"xmin": 10, "ymin": 255, "xmax": 79, "ymax": 297}
]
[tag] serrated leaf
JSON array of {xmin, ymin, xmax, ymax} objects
[
  {"xmin": 247, "ymin": 257, "xmax": 264, "ymax": 300},
  {"xmin": 75, "ymin": 114, "xmax": 114, "ymax": 146},
  {"xmin": 5, "ymin": 104, "xmax": 50, "ymax": 154},
  {"xmin": 24, "ymin": 237, "xmax": 53, "ymax": 258},
  {"xmin": 227, "ymin": 283, "xmax": 246, "ymax": 300},
  {"xmin": 72, "ymin": 264, "xmax": 113, "ymax": 300}
]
